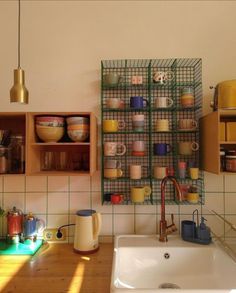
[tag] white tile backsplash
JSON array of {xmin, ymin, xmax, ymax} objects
[
  {"xmin": 48, "ymin": 192, "xmax": 69, "ymax": 214},
  {"xmin": 4, "ymin": 176, "xmax": 25, "ymax": 192},
  {"xmin": 48, "ymin": 176, "xmax": 69, "ymax": 192},
  {"xmin": 1, "ymin": 173, "xmax": 236, "ymax": 241},
  {"xmin": 26, "ymin": 176, "xmax": 47, "ymax": 192},
  {"xmin": 70, "ymin": 176, "xmax": 91, "ymax": 192},
  {"xmin": 25, "ymin": 192, "xmax": 47, "ymax": 214}
]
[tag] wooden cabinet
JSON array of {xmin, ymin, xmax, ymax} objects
[
  {"xmin": 200, "ymin": 110, "xmax": 236, "ymax": 174},
  {"xmin": 0, "ymin": 112, "xmax": 97, "ymax": 176}
]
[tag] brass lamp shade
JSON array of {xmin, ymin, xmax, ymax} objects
[{"xmin": 10, "ymin": 68, "xmax": 29, "ymax": 104}]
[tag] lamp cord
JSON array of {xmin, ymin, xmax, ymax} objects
[{"xmin": 18, "ymin": 0, "xmax": 21, "ymax": 68}]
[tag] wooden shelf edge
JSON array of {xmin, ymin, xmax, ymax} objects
[
  {"xmin": 30, "ymin": 142, "xmax": 90, "ymax": 146},
  {"xmin": 26, "ymin": 171, "xmax": 91, "ymax": 176},
  {"xmin": 220, "ymin": 141, "xmax": 236, "ymax": 144}
]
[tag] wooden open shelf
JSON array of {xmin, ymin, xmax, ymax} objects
[
  {"xmin": 0, "ymin": 112, "xmax": 97, "ymax": 176},
  {"xmin": 200, "ymin": 110, "xmax": 236, "ymax": 174}
]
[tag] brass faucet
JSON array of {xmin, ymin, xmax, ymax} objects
[{"xmin": 159, "ymin": 176, "xmax": 183, "ymax": 242}]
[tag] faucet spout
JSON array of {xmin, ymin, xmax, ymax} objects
[{"xmin": 159, "ymin": 176, "xmax": 183, "ymax": 242}]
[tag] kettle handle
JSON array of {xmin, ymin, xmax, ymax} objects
[{"xmin": 92, "ymin": 212, "xmax": 102, "ymax": 240}]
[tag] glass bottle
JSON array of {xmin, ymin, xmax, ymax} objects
[
  {"xmin": 0, "ymin": 146, "xmax": 10, "ymax": 174},
  {"xmin": 9, "ymin": 135, "xmax": 25, "ymax": 174}
]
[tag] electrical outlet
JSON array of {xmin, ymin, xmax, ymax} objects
[{"xmin": 43, "ymin": 228, "xmax": 66, "ymax": 242}]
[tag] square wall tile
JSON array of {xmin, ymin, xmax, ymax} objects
[
  {"xmin": 48, "ymin": 192, "xmax": 69, "ymax": 214},
  {"xmin": 69, "ymin": 192, "xmax": 91, "ymax": 214},
  {"xmin": 114, "ymin": 214, "xmax": 134, "ymax": 235},
  {"xmin": 3, "ymin": 193, "xmax": 25, "ymax": 212},
  {"xmin": 225, "ymin": 175, "xmax": 236, "ymax": 192},
  {"xmin": 135, "ymin": 214, "xmax": 156, "ymax": 234},
  {"xmin": 203, "ymin": 193, "xmax": 224, "ymax": 215},
  {"xmin": 26, "ymin": 176, "xmax": 47, "ymax": 192},
  {"xmin": 47, "ymin": 214, "xmax": 69, "ymax": 228},
  {"xmin": 25, "ymin": 193, "xmax": 47, "ymax": 214},
  {"xmin": 135, "ymin": 204, "xmax": 156, "ymax": 214},
  {"xmin": 69, "ymin": 215, "xmax": 76, "ymax": 236},
  {"xmin": 100, "ymin": 214, "xmax": 113, "ymax": 235},
  {"xmin": 179, "ymin": 205, "xmax": 201, "ymax": 215},
  {"xmin": 225, "ymin": 193, "xmax": 236, "ymax": 214},
  {"xmin": 114, "ymin": 204, "xmax": 134, "ymax": 214},
  {"xmin": 91, "ymin": 171, "xmax": 101, "ymax": 192},
  {"xmin": 70, "ymin": 176, "xmax": 91, "ymax": 192},
  {"xmin": 225, "ymin": 216, "xmax": 236, "ymax": 237},
  {"xmin": 92, "ymin": 192, "xmax": 112, "ymax": 213},
  {"xmin": 48, "ymin": 176, "xmax": 69, "ymax": 192},
  {"xmin": 157, "ymin": 204, "xmax": 179, "ymax": 215},
  {"xmin": 204, "ymin": 172, "xmax": 224, "ymax": 193},
  {"xmin": 4, "ymin": 176, "xmax": 25, "ymax": 192},
  {"xmin": 204, "ymin": 215, "xmax": 224, "ymax": 237}
]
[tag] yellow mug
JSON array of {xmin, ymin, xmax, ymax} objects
[
  {"xmin": 131, "ymin": 186, "xmax": 152, "ymax": 203},
  {"xmin": 187, "ymin": 192, "xmax": 199, "ymax": 203},
  {"xmin": 103, "ymin": 119, "xmax": 125, "ymax": 132},
  {"xmin": 104, "ymin": 168, "xmax": 123, "ymax": 179},
  {"xmin": 189, "ymin": 167, "xmax": 199, "ymax": 180}
]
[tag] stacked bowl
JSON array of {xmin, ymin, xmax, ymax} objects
[
  {"xmin": 66, "ymin": 116, "xmax": 89, "ymax": 142},
  {"xmin": 35, "ymin": 116, "xmax": 65, "ymax": 142}
]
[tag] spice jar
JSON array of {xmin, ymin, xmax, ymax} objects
[
  {"xmin": 0, "ymin": 146, "xmax": 10, "ymax": 174},
  {"xmin": 180, "ymin": 87, "xmax": 194, "ymax": 108},
  {"xmin": 220, "ymin": 149, "xmax": 226, "ymax": 171},
  {"xmin": 9, "ymin": 135, "xmax": 25, "ymax": 174},
  {"xmin": 225, "ymin": 155, "xmax": 236, "ymax": 172}
]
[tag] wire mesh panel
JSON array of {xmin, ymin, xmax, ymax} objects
[{"xmin": 101, "ymin": 58, "xmax": 204, "ymax": 206}]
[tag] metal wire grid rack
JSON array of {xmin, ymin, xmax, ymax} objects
[{"xmin": 101, "ymin": 58, "xmax": 204, "ymax": 205}]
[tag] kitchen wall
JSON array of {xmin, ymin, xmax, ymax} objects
[{"xmin": 0, "ymin": 1, "xmax": 236, "ymax": 242}]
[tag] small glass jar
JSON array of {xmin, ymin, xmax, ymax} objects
[
  {"xmin": 0, "ymin": 146, "xmax": 10, "ymax": 174},
  {"xmin": 9, "ymin": 135, "xmax": 25, "ymax": 174},
  {"xmin": 225, "ymin": 155, "xmax": 236, "ymax": 172},
  {"xmin": 220, "ymin": 149, "xmax": 226, "ymax": 171}
]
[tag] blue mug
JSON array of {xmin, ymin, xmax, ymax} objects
[
  {"xmin": 153, "ymin": 143, "xmax": 171, "ymax": 156},
  {"xmin": 130, "ymin": 96, "xmax": 148, "ymax": 109},
  {"xmin": 181, "ymin": 220, "xmax": 196, "ymax": 239}
]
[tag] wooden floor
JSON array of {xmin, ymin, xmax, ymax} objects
[{"xmin": 0, "ymin": 243, "xmax": 113, "ymax": 293}]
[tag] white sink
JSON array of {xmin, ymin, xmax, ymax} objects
[{"xmin": 111, "ymin": 235, "xmax": 236, "ymax": 293}]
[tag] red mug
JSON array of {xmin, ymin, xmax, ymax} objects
[{"xmin": 111, "ymin": 194, "xmax": 123, "ymax": 204}]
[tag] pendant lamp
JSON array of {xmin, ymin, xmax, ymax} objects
[{"xmin": 10, "ymin": 0, "xmax": 29, "ymax": 104}]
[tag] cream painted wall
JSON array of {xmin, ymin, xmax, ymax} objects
[
  {"xmin": 0, "ymin": 1, "xmax": 236, "ymax": 241},
  {"xmin": 0, "ymin": 1, "xmax": 236, "ymax": 115}
]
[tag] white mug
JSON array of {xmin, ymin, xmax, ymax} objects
[
  {"xmin": 155, "ymin": 97, "xmax": 173, "ymax": 108},
  {"xmin": 130, "ymin": 164, "xmax": 142, "ymax": 179},
  {"xmin": 104, "ymin": 142, "xmax": 126, "ymax": 156},
  {"xmin": 178, "ymin": 119, "xmax": 198, "ymax": 130}
]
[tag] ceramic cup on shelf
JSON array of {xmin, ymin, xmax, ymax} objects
[
  {"xmin": 104, "ymin": 142, "xmax": 126, "ymax": 156},
  {"xmin": 130, "ymin": 186, "xmax": 152, "ymax": 203},
  {"xmin": 155, "ymin": 119, "xmax": 170, "ymax": 132},
  {"xmin": 130, "ymin": 96, "xmax": 148, "ymax": 109},
  {"xmin": 153, "ymin": 166, "xmax": 168, "ymax": 179},
  {"xmin": 106, "ymin": 98, "xmax": 123, "ymax": 109},
  {"xmin": 178, "ymin": 119, "xmax": 198, "ymax": 131},
  {"xmin": 104, "ymin": 168, "xmax": 123, "ymax": 179},
  {"xmin": 104, "ymin": 159, "xmax": 121, "ymax": 169},
  {"xmin": 130, "ymin": 164, "xmax": 142, "ymax": 180},
  {"xmin": 155, "ymin": 97, "xmax": 173, "ymax": 108},
  {"xmin": 132, "ymin": 114, "xmax": 145, "ymax": 132},
  {"xmin": 178, "ymin": 141, "xmax": 199, "ymax": 156},
  {"xmin": 103, "ymin": 73, "xmax": 122, "ymax": 86},
  {"xmin": 103, "ymin": 119, "xmax": 126, "ymax": 132},
  {"xmin": 153, "ymin": 143, "xmax": 171, "ymax": 156}
]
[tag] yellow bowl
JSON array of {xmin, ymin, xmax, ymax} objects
[{"xmin": 36, "ymin": 125, "xmax": 64, "ymax": 142}]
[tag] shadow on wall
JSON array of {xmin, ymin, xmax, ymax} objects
[{"xmin": 0, "ymin": 242, "xmax": 113, "ymax": 293}]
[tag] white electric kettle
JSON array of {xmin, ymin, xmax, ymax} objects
[{"xmin": 74, "ymin": 209, "xmax": 102, "ymax": 254}]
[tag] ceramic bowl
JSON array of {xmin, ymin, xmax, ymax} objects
[
  {"xmin": 66, "ymin": 116, "xmax": 89, "ymax": 125},
  {"xmin": 67, "ymin": 129, "xmax": 89, "ymax": 142},
  {"xmin": 36, "ymin": 121, "xmax": 64, "ymax": 127},
  {"xmin": 36, "ymin": 125, "xmax": 64, "ymax": 142},
  {"xmin": 67, "ymin": 124, "xmax": 89, "ymax": 131},
  {"xmin": 36, "ymin": 116, "xmax": 64, "ymax": 123}
]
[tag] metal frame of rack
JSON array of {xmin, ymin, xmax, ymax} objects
[{"xmin": 101, "ymin": 58, "xmax": 204, "ymax": 205}]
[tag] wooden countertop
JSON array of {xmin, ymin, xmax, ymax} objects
[{"xmin": 0, "ymin": 243, "xmax": 114, "ymax": 293}]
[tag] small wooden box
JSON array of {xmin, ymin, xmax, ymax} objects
[
  {"xmin": 220, "ymin": 122, "xmax": 226, "ymax": 141},
  {"xmin": 226, "ymin": 122, "xmax": 236, "ymax": 141}
]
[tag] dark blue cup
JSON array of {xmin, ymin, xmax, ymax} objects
[
  {"xmin": 153, "ymin": 143, "xmax": 171, "ymax": 156},
  {"xmin": 181, "ymin": 220, "xmax": 196, "ymax": 239},
  {"xmin": 130, "ymin": 96, "xmax": 148, "ymax": 109}
]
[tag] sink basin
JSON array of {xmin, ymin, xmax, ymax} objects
[{"xmin": 111, "ymin": 235, "xmax": 236, "ymax": 293}]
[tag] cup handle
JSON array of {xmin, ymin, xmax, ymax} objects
[
  {"xmin": 167, "ymin": 98, "xmax": 174, "ymax": 107},
  {"xmin": 143, "ymin": 98, "xmax": 149, "ymax": 107},
  {"xmin": 116, "ymin": 143, "xmax": 126, "ymax": 156},
  {"xmin": 36, "ymin": 219, "xmax": 45, "ymax": 233},
  {"xmin": 167, "ymin": 144, "xmax": 172, "ymax": 153},
  {"xmin": 116, "ymin": 161, "xmax": 122, "ymax": 169},
  {"xmin": 117, "ymin": 169, "xmax": 123, "ymax": 177},
  {"xmin": 144, "ymin": 186, "xmax": 152, "ymax": 197},
  {"xmin": 166, "ymin": 71, "xmax": 174, "ymax": 81},
  {"xmin": 191, "ymin": 142, "xmax": 199, "ymax": 151},
  {"xmin": 118, "ymin": 120, "xmax": 126, "ymax": 130},
  {"xmin": 192, "ymin": 120, "xmax": 198, "ymax": 128}
]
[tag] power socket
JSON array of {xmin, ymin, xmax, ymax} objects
[{"xmin": 43, "ymin": 228, "xmax": 66, "ymax": 242}]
